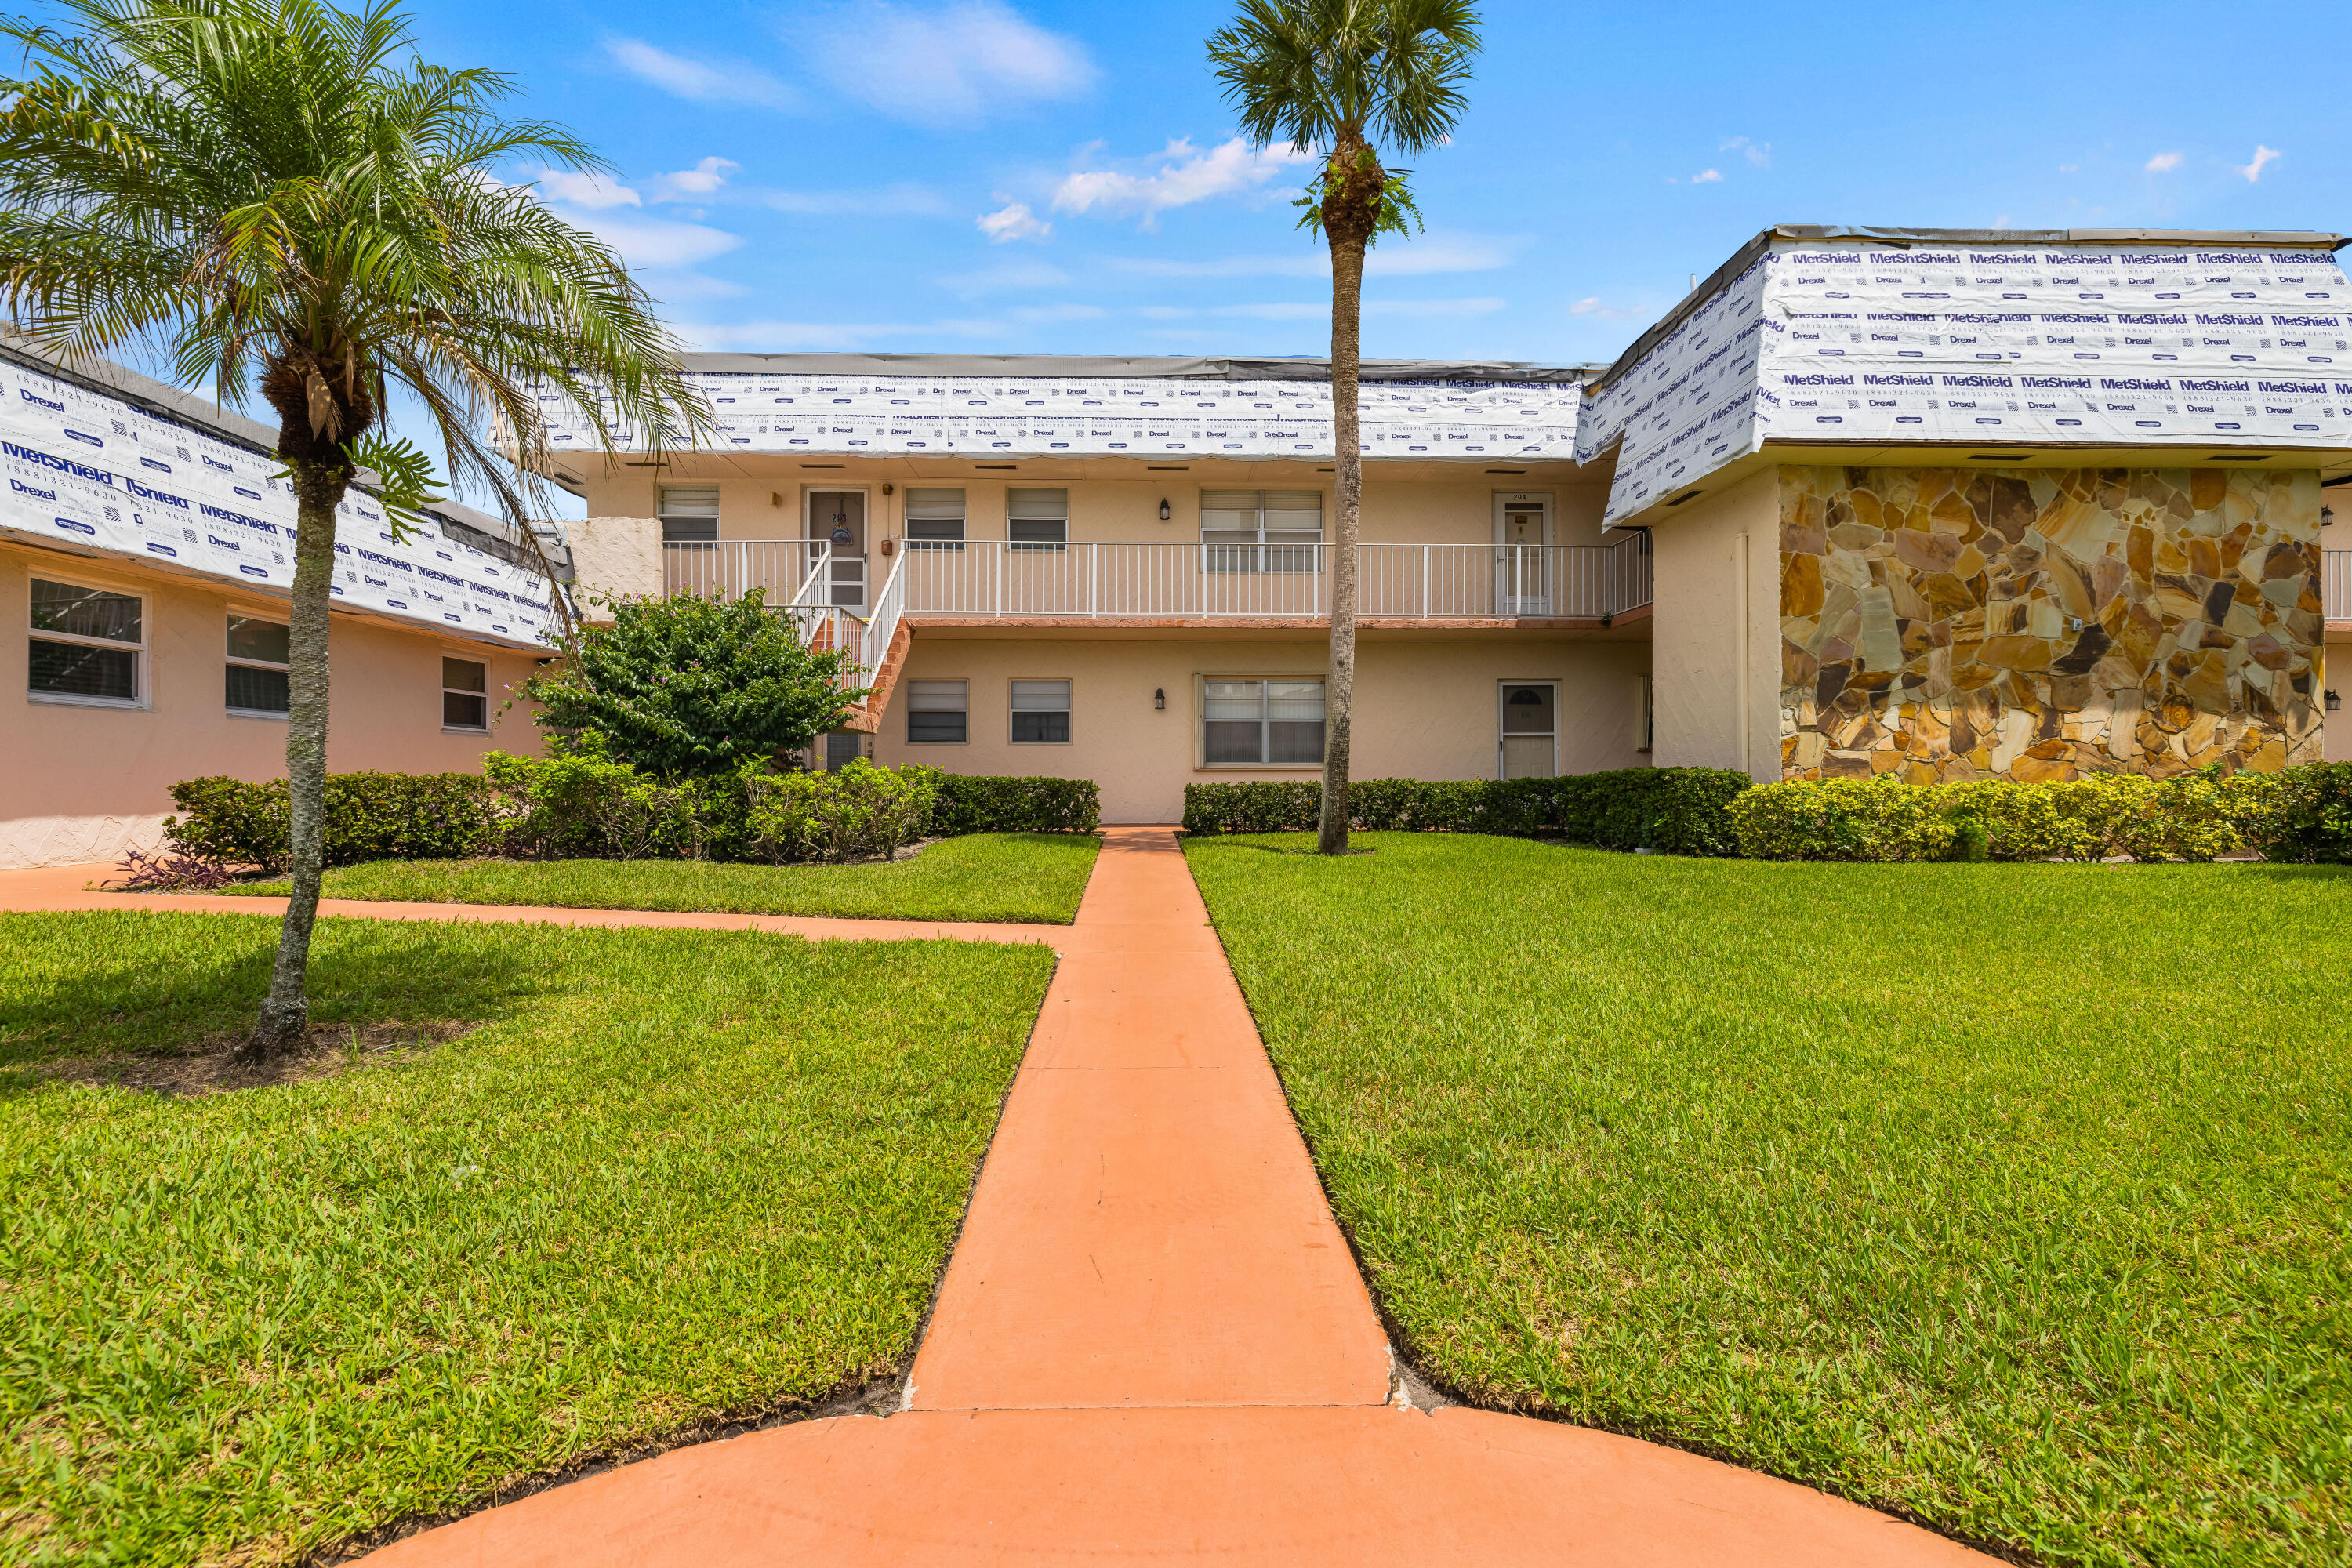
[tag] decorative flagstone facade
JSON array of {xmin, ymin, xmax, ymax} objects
[{"xmin": 1777, "ymin": 465, "xmax": 2324, "ymax": 782}]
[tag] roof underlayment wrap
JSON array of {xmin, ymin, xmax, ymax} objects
[
  {"xmin": 547, "ymin": 358, "xmax": 1590, "ymax": 464},
  {"xmin": 0, "ymin": 348, "xmax": 560, "ymax": 647},
  {"xmin": 1580, "ymin": 233, "xmax": 2352, "ymax": 524}
]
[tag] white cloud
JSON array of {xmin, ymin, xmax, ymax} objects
[
  {"xmin": 1367, "ymin": 297, "xmax": 1505, "ymax": 318},
  {"xmin": 1110, "ymin": 252, "xmax": 1325, "ymax": 280},
  {"xmin": 1007, "ymin": 303, "xmax": 1105, "ymax": 324},
  {"xmin": 760, "ymin": 184, "xmax": 953, "ymax": 216},
  {"xmin": 1568, "ymin": 296, "xmax": 1640, "ymax": 320},
  {"xmin": 1691, "ymin": 168, "xmax": 1724, "ymax": 183},
  {"xmin": 1992, "ymin": 212, "xmax": 2013, "ymax": 228},
  {"xmin": 606, "ymin": 38, "xmax": 800, "ymax": 110},
  {"xmin": 1052, "ymin": 137, "xmax": 1316, "ymax": 227},
  {"xmin": 1148, "ymin": 296, "xmax": 1505, "ymax": 322},
  {"xmin": 2059, "ymin": 163, "xmax": 2079, "ymax": 173},
  {"xmin": 2145, "ymin": 151, "xmax": 2183, "ymax": 173},
  {"xmin": 653, "ymin": 157, "xmax": 738, "ymax": 201},
  {"xmin": 1720, "ymin": 135, "xmax": 1771, "ymax": 168},
  {"xmin": 571, "ymin": 212, "xmax": 743, "ymax": 270},
  {"xmin": 804, "ymin": 2, "xmax": 1095, "ymax": 125},
  {"xmin": 535, "ymin": 169, "xmax": 641, "ymax": 209},
  {"xmin": 978, "ymin": 201, "xmax": 1052, "ymax": 243},
  {"xmin": 2237, "ymin": 144, "xmax": 2282, "ymax": 182}
]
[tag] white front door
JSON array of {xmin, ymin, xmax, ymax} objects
[
  {"xmin": 1499, "ymin": 681, "xmax": 1558, "ymax": 779},
  {"xmin": 808, "ymin": 490, "xmax": 868, "ymax": 608},
  {"xmin": 1492, "ymin": 492, "xmax": 1554, "ymax": 615}
]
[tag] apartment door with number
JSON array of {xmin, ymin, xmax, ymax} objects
[
  {"xmin": 1493, "ymin": 492, "xmax": 1553, "ymax": 615},
  {"xmin": 1499, "ymin": 681, "xmax": 1558, "ymax": 779},
  {"xmin": 808, "ymin": 491, "xmax": 867, "ymax": 608}
]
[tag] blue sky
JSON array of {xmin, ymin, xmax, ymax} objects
[{"xmin": 376, "ymin": 0, "xmax": 2343, "ymax": 371}]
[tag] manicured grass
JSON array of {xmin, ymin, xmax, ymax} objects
[
  {"xmin": 1185, "ymin": 833, "xmax": 2352, "ymax": 1568},
  {"xmin": 227, "ymin": 832, "xmax": 1102, "ymax": 924},
  {"xmin": 0, "ymin": 909, "xmax": 1053, "ymax": 1565}
]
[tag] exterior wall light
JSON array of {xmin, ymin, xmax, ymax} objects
[
  {"xmin": 1158, "ymin": 499, "xmax": 1171, "ymax": 521},
  {"xmin": 2324, "ymin": 504, "xmax": 2336, "ymax": 528},
  {"xmin": 1154, "ymin": 687, "xmax": 1166, "ymax": 710},
  {"xmin": 2329, "ymin": 689, "xmax": 2343, "ymax": 713}
]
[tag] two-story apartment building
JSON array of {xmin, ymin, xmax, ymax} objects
[
  {"xmin": 547, "ymin": 228, "xmax": 2352, "ymax": 822},
  {"xmin": 10, "ymin": 224, "xmax": 2352, "ymax": 861},
  {"xmin": 553, "ymin": 355, "xmax": 1653, "ymax": 824}
]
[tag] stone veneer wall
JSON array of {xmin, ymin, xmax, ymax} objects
[{"xmin": 1778, "ymin": 466, "xmax": 2323, "ymax": 782}]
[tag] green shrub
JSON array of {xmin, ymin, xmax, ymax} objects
[
  {"xmin": 1733, "ymin": 772, "xmax": 2271, "ymax": 863},
  {"xmin": 928, "ymin": 773, "xmax": 1102, "ymax": 835},
  {"xmin": 2234, "ymin": 761, "xmax": 2352, "ymax": 862},
  {"xmin": 528, "ymin": 590, "xmax": 863, "ymax": 777},
  {"xmin": 485, "ymin": 751, "xmax": 720, "ymax": 861},
  {"xmin": 1179, "ymin": 768, "xmax": 1752, "ymax": 854},
  {"xmin": 745, "ymin": 760, "xmax": 940, "ymax": 864},
  {"xmin": 164, "ymin": 772, "xmax": 494, "ymax": 870}
]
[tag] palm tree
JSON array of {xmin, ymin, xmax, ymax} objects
[
  {"xmin": 0, "ymin": 0, "xmax": 700, "ymax": 1058},
  {"xmin": 1209, "ymin": 0, "xmax": 1479, "ymax": 854}
]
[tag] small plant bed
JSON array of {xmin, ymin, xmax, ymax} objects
[
  {"xmin": 0, "ymin": 909, "xmax": 1053, "ymax": 1565},
  {"xmin": 1184, "ymin": 832, "xmax": 2352, "ymax": 1568},
  {"xmin": 223, "ymin": 832, "xmax": 1102, "ymax": 925}
]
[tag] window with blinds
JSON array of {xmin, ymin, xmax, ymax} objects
[
  {"xmin": 1202, "ymin": 677, "xmax": 1324, "ymax": 765},
  {"xmin": 1007, "ymin": 488, "xmax": 1068, "ymax": 551},
  {"xmin": 906, "ymin": 488, "xmax": 966, "ymax": 550},
  {"xmin": 1199, "ymin": 490, "xmax": 1322, "ymax": 574},
  {"xmin": 657, "ymin": 485, "xmax": 720, "ymax": 545}
]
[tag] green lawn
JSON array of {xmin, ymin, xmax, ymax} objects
[
  {"xmin": 0, "ymin": 909, "xmax": 1053, "ymax": 1566},
  {"xmin": 1185, "ymin": 833, "xmax": 2352, "ymax": 1568},
  {"xmin": 227, "ymin": 832, "xmax": 1101, "ymax": 924}
]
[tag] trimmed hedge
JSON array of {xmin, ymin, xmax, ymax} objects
[
  {"xmin": 165, "ymin": 761, "xmax": 1099, "ymax": 870},
  {"xmin": 927, "ymin": 772, "xmax": 1102, "ymax": 836},
  {"xmin": 1180, "ymin": 768, "xmax": 1754, "ymax": 855},
  {"xmin": 1729, "ymin": 771, "xmax": 2282, "ymax": 863},
  {"xmin": 2239, "ymin": 761, "xmax": 2352, "ymax": 863},
  {"xmin": 165, "ymin": 773, "xmax": 495, "ymax": 870}
]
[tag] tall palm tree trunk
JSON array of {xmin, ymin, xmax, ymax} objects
[
  {"xmin": 1319, "ymin": 232, "xmax": 1367, "ymax": 855},
  {"xmin": 242, "ymin": 456, "xmax": 346, "ymax": 1060}
]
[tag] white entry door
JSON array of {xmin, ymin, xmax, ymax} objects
[
  {"xmin": 1499, "ymin": 681, "xmax": 1558, "ymax": 779},
  {"xmin": 1492, "ymin": 492, "xmax": 1554, "ymax": 616},
  {"xmin": 808, "ymin": 490, "xmax": 868, "ymax": 608}
]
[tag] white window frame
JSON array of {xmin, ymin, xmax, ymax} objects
[
  {"xmin": 1006, "ymin": 488, "xmax": 1069, "ymax": 552},
  {"xmin": 906, "ymin": 677, "xmax": 969, "ymax": 744},
  {"xmin": 657, "ymin": 485, "xmax": 720, "ymax": 545},
  {"xmin": 1199, "ymin": 489, "xmax": 1324, "ymax": 575},
  {"xmin": 441, "ymin": 653, "xmax": 490, "ymax": 734},
  {"xmin": 1010, "ymin": 677, "xmax": 1072, "ymax": 745},
  {"xmin": 224, "ymin": 610, "xmax": 292, "ymax": 720},
  {"xmin": 1196, "ymin": 673, "xmax": 1327, "ymax": 770},
  {"xmin": 27, "ymin": 573, "xmax": 147, "ymax": 710},
  {"xmin": 905, "ymin": 487, "xmax": 967, "ymax": 552}
]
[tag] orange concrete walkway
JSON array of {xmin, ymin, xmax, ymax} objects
[
  {"xmin": 0, "ymin": 861, "xmax": 1056, "ymax": 946},
  {"xmin": 18, "ymin": 833, "xmax": 1993, "ymax": 1563}
]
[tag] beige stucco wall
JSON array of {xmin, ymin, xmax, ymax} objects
[
  {"xmin": 577, "ymin": 462, "xmax": 1610, "ymax": 550},
  {"xmin": 561, "ymin": 516, "xmax": 662, "ymax": 608},
  {"xmin": 2328, "ymin": 638, "xmax": 2350, "ymax": 763},
  {"xmin": 2, "ymin": 542, "xmax": 543, "ymax": 868},
  {"xmin": 868, "ymin": 632, "xmax": 1652, "ymax": 823},
  {"xmin": 1644, "ymin": 466, "xmax": 1781, "ymax": 780}
]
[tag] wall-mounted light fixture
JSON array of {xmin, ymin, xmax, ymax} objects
[
  {"xmin": 1153, "ymin": 687, "xmax": 1166, "ymax": 710},
  {"xmin": 2329, "ymin": 689, "xmax": 2343, "ymax": 713},
  {"xmin": 1158, "ymin": 499, "xmax": 1171, "ymax": 522},
  {"xmin": 2324, "ymin": 504, "xmax": 2336, "ymax": 528},
  {"xmin": 882, "ymin": 481, "xmax": 894, "ymax": 495}
]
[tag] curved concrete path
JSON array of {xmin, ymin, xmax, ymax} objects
[{"xmin": 7, "ymin": 835, "xmax": 1994, "ymax": 1563}]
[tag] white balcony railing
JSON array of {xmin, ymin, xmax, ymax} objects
[
  {"xmin": 2327, "ymin": 548, "xmax": 2351, "ymax": 622},
  {"xmin": 664, "ymin": 536, "xmax": 1654, "ymax": 624}
]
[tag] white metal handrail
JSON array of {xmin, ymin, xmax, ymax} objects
[{"xmin": 662, "ymin": 535, "xmax": 1658, "ymax": 622}]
